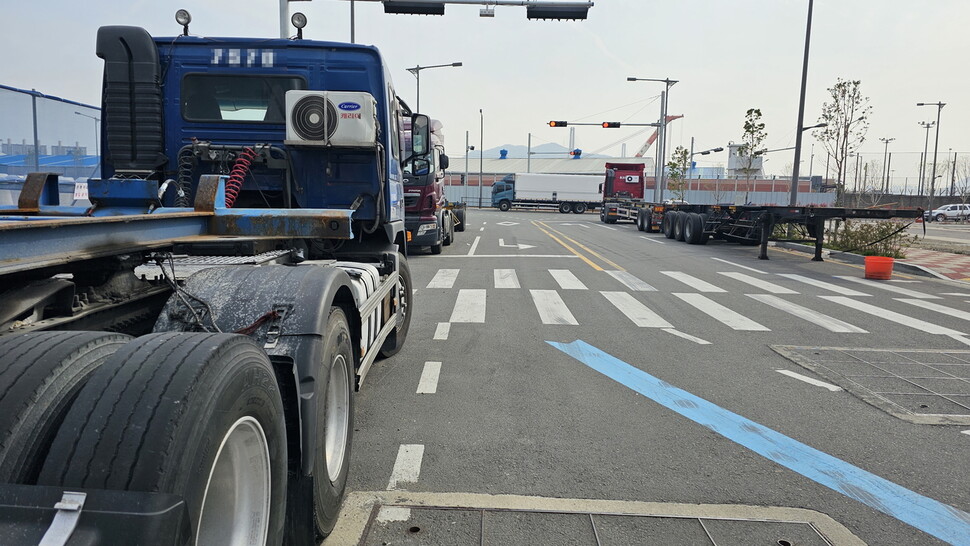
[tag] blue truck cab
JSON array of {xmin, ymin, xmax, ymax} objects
[
  {"xmin": 491, "ymin": 174, "xmax": 515, "ymax": 209},
  {"xmin": 0, "ymin": 19, "xmax": 431, "ymax": 545}
]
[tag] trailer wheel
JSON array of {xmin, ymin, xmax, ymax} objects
[
  {"xmin": 685, "ymin": 213, "xmax": 705, "ymax": 244},
  {"xmin": 698, "ymin": 213, "xmax": 710, "ymax": 244},
  {"xmin": 558, "ymin": 202, "xmax": 572, "ymax": 214},
  {"xmin": 379, "ymin": 253, "xmax": 412, "ymax": 358},
  {"xmin": 674, "ymin": 212, "xmax": 687, "ymax": 241},
  {"xmin": 499, "ymin": 200, "xmax": 511, "ymax": 212},
  {"xmin": 455, "ymin": 207, "xmax": 466, "ymax": 231},
  {"xmin": 662, "ymin": 212, "xmax": 677, "ymax": 239},
  {"xmin": 0, "ymin": 331, "xmax": 130, "ymax": 484},
  {"xmin": 39, "ymin": 333, "xmax": 288, "ymax": 545},
  {"xmin": 572, "ymin": 202, "xmax": 587, "ymax": 214},
  {"xmin": 636, "ymin": 211, "xmax": 645, "ymax": 231}
]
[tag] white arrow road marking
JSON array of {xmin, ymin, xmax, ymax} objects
[
  {"xmin": 776, "ymin": 369, "xmax": 843, "ymax": 391},
  {"xmin": 498, "ymin": 238, "xmax": 536, "ymax": 250}
]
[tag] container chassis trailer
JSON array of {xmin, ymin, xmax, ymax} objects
[{"xmin": 602, "ymin": 199, "xmax": 923, "ymax": 261}]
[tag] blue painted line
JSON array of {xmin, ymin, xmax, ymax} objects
[{"xmin": 548, "ymin": 339, "xmax": 970, "ymax": 545}]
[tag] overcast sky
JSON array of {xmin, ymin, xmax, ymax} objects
[{"xmin": 4, "ymin": 0, "xmax": 966, "ymax": 187}]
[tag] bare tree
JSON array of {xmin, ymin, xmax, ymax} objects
[
  {"xmin": 735, "ymin": 108, "xmax": 767, "ymax": 202},
  {"xmin": 812, "ymin": 79, "xmax": 872, "ymax": 199},
  {"xmin": 666, "ymin": 146, "xmax": 689, "ymax": 201}
]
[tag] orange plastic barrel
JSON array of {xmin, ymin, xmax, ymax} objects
[{"xmin": 864, "ymin": 256, "xmax": 894, "ymax": 280}]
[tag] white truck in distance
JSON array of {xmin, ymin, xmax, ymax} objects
[{"xmin": 491, "ymin": 172, "xmax": 603, "ymax": 214}]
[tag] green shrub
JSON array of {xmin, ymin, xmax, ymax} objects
[{"xmin": 824, "ymin": 219, "xmax": 916, "ymax": 258}]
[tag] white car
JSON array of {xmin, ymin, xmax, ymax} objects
[{"xmin": 927, "ymin": 203, "xmax": 970, "ymax": 222}]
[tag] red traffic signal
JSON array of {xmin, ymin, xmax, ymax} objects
[
  {"xmin": 548, "ymin": 121, "xmax": 568, "ymax": 127},
  {"xmin": 602, "ymin": 122, "xmax": 621, "ymax": 128}
]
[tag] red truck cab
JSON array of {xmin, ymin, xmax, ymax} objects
[
  {"xmin": 404, "ymin": 131, "xmax": 452, "ymax": 254},
  {"xmin": 603, "ymin": 162, "xmax": 647, "ymax": 199}
]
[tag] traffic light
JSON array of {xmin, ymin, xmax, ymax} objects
[
  {"xmin": 602, "ymin": 122, "xmax": 621, "ymax": 128},
  {"xmin": 526, "ymin": 5, "xmax": 590, "ymax": 20},
  {"xmin": 384, "ymin": 2, "xmax": 445, "ymax": 15},
  {"xmin": 548, "ymin": 121, "xmax": 568, "ymax": 127}
]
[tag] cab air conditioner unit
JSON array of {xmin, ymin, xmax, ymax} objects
[{"xmin": 285, "ymin": 90, "xmax": 378, "ymax": 148}]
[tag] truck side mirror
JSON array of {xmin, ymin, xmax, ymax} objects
[
  {"xmin": 411, "ymin": 114, "xmax": 430, "ymax": 157},
  {"xmin": 439, "ymin": 154, "xmax": 449, "ymax": 170}
]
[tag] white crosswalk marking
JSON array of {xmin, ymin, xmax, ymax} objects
[
  {"xmin": 661, "ymin": 271, "xmax": 726, "ymax": 292},
  {"xmin": 427, "ymin": 268, "xmax": 460, "ymax": 289},
  {"xmin": 896, "ymin": 299, "xmax": 970, "ymax": 322},
  {"xmin": 494, "ymin": 269, "xmax": 520, "ymax": 288},
  {"xmin": 711, "ymin": 257, "xmax": 766, "ymax": 274},
  {"xmin": 674, "ymin": 293, "xmax": 771, "ymax": 331},
  {"xmin": 835, "ymin": 276, "xmax": 941, "ymax": 299},
  {"xmin": 550, "ymin": 269, "xmax": 588, "ymax": 290},
  {"xmin": 606, "ymin": 270, "xmax": 656, "ymax": 291},
  {"xmin": 719, "ymin": 272, "xmax": 798, "ymax": 294},
  {"xmin": 601, "ymin": 291, "xmax": 673, "ymax": 327},
  {"xmin": 450, "ymin": 289, "xmax": 486, "ymax": 323},
  {"xmin": 820, "ymin": 296, "xmax": 964, "ymax": 335},
  {"xmin": 777, "ymin": 274, "xmax": 869, "ymax": 296},
  {"xmin": 662, "ymin": 329, "xmax": 712, "ymax": 345},
  {"xmin": 530, "ymin": 289, "xmax": 578, "ymax": 325},
  {"xmin": 747, "ymin": 294, "xmax": 868, "ymax": 333}
]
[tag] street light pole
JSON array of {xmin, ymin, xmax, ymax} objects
[
  {"xmin": 406, "ymin": 62, "xmax": 462, "ymax": 113},
  {"xmin": 789, "ymin": 0, "xmax": 814, "ymax": 206},
  {"xmin": 478, "ymin": 108, "xmax": 484, "ymax": 208},
  {"xmin": 878, "ymin": 137, "xmax": 894, "ymax": 194},
  {"xmin": 918, "ymin": 101, "xmax": 945, "ymax": 211},
  {"xmin": 627, "ymin": 76, "xmax": 678, "ymax": 202},
  {"xmin": 918, "ymin": 121, "xmax": 934, "ymax": 196},
  {"xmin": 75, "ymin": 111, "xmax": 101, "ymax": 158}
]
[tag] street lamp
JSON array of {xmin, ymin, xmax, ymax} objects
[
  {"xmin": 878, "ymin": 137, "xmax": 894, "ymax": 194},
  {"xmin": 627, "ymin": 76, "xmax": 677, "ymax": 202},
  {"xmin": 406, "ymin": 62, "xmax": 462, "ymax": 113},
  {"xmin": 478, "ymin": 108, "xmax": 484, "ymax": 209},
  {"xmin": 464, "ymin": 130, "xmax": 474, "ymax": 203},
  {"xmin": 74, "ymin": 111, "xmax": 101, "ymax": 157},
  {"xmin": 917, "ymin": 101, "xmax": 945, "ymax": 211}
]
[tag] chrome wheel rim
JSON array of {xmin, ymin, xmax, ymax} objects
[
  {"xmin": 325, "ymin": 353, "xmax": 350, "ymax": 479},
  {"xmin": 197, "ymin": 416, "xmax": 271, "ymax": 546}
]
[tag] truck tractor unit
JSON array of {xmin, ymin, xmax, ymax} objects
[
  {"xmin": 0, "ymin": 13, "xmax": 428, "ymax": 545},
  {"xmin": 492, "ymin": 172, "xmax": 602, "ymax": 214},
  {"xmin": 404, "ymin": 119, "xmax": 457, "ymax": 253}
]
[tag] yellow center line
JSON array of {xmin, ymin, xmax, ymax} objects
[
  {"xmin": 531, "ymin": 221, "xmax": 604, "ymax": 271},
  {"xmin": 537, "ymin": 221, "xmax": 626, "ymax": 271}
]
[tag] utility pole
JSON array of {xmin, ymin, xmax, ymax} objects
[
  {"xmin": 919, "ymin": 121, "xmax": 935, "ymax": 196},
  {"xmin": 918, "ymin": 101, "xmax": 945, "ymax": 211},
  {"xmin": 879, "ymin": 137, "xmax": 894, "ymax": 193}
]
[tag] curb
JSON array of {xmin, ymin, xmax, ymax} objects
[{"xmin": 773, "ymin": 241, "xmax": 965, "ymax": 283}]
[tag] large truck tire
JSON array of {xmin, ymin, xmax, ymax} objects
[
  {"xmin": 379, "ymin": 253, "xmax": 412, "ymax": 358},
  {"xmin": 443, "ymin": 216, "xmax": 454, "ymax": 246},
  {"xmin": 674, "ymin": 211, "xmax": 687, "ymax": 241},
  {"xmin": 685, "ymin": 213, "xmax": 705, "ymax": 244},
  {"xmin": 558, "ymin": 202, "xmax": 571, "ymax": 214},
  {"xmin": 312, "ymin": 307, "xmax": 354, "ymax": 537},
  {"xmin": 39, "ymin": 332, "xmax": 287, "ymax": 545},
  {"xmin": 572, "ymin": 202, "xmax": 587, "ymax": 214},
  {"xmin": 0, "ymin": 331, "xmax": 130, "ymax": 484},
  {"xmin": 663, "ymin": 211, "xmax": 677, "ymax": 239},
  {"xmin": 636, "ymin": 211, "xmax": 646, "ymax": 231},
  {"xmin": 498, "ymin": 200, "xmax": 511, "ymax": 212},
  {"xmin": 454, "ymin": 207, "xmax": 466, "ymax": 231}
]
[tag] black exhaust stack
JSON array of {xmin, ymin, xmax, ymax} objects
[{"xmin": 96, "ymin": 26, "xmax": 166, "ymax": 175}]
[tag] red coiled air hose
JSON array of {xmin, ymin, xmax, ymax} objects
[{"xmin": 225, "ymin": 147, "xmax": 258, "ymax": 207}]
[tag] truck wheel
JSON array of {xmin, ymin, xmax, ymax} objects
[
  {"xmin": 675, "ymin": 212, "xmax": 687, "ymax": 241},
  {"xmin": 0, "ymin": 331, "xmax": 130, "ymax": 484},
  {"xmin": 558, "ymin": 202, "xmax": 571, "ymax": 214},
  {"xmin": 443, "ymin": 217, "xmax": 454, "ymax": 246},
  {"xmin": 636, "ymin": 212, "xmax": 646, "ymax": 231},
  {"xmin": 379, "ymin": 253, "xmax": 412, "ymax": 358},
  {"xmin": 572, "ymin": 202, "xmax": 587, "ymax": 214},
  {"xmin": 663, "ymin": 212, "xmax": 677, "ymax": 239},
  {"xmin": 39, "ymin": 332, "xmax": 288, "ymax": 545},
  {"xmin": 685, "ymin": 213, "xmax": 705, "ymax": 244},
  {"xmin": 455, "ymin": 208, "xmax": 466, "ymax": 232},
  {"xmin": 313, "ymin": 307, "xmax": 355, "ymax": 537},
  {"xmin": 647, "ymin": 214, "xmax": 657, "ymax": 233},
  {"xmin": 499, "ymin": 200, "xmax": 511, "ymax": 212}
]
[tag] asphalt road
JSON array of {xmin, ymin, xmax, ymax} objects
[
  {"xmin": 335, "ymin": 209, "xmax": 970, "ymax": 545},
  {"xmin": 909, "ymin": 222, "xmax": 970, "ymax": 247}
]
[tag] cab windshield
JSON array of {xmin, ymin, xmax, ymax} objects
[{"xmin": 403, "ymin": 156, "xmax": 434, "ymax": 186}]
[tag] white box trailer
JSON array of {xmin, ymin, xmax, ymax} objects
[{"xmin": 492, "ymin": 173, "xmax": 603, "ymax": 214}]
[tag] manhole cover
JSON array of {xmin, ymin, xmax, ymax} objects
[{"xmin": 773, "ymin": 346, "xmax": 970, "ymax": 425}]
